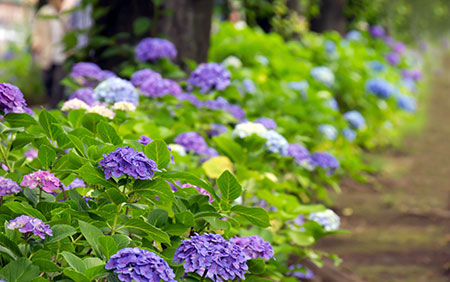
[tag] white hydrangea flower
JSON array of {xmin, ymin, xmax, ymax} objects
[
  {"xmin": 168, "ymin": 144, "xmax": 186, "ymax": 156},
  {"xmin": 232, "ymin": 122, "xmax": 269, "ymax": 139},
  {"xmin": 88, "ymin": 105, "xmax": 116, "ymax": 119},
  {"xmin": 222, "ymin": 56, "xmax": 242, "ymax": 68},
  {"xmin": 308, "ymin": 209, "xmax": 340, "ymax": 231},
  {"xmin": 61, "ymin": 98, "xmax": 90, "ymax": 111},
  {"xmin": 311, "ymin": 66, "xmax": 335, "ymax": 87},
  {"xmin": 112, "ymin": 101, "xmax": 136, "ymax": 112}
]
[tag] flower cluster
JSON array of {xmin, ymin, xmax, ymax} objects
[
  {"xmin": 98, "ymin": 146, "xmax": 159, "ymax": 180},
  {"xmin": 288, "ymin": 264, "xmax": 315, "ymax": 280},
  {"xmin": 173, "ymin": 233, "xmax": 249, "ymax": 281},
  {"xmin": 308, "ymin": 209, "xmax": 340, "ymax": 231},
  {"xmin": 310, "ymin": 66, "xmax": 334, "ymax": 87},
  {"xmin": 208, "ymin": 123, "xmax": 228, "ymax": 137},
  {"xmin": 365, "ymin": 78, "xmax": 394, "ymax": 99},
  {"xmin": 87, "ymin": 105, "xmax": 116, "ymax": 119},
  {"xmin": 138, "ymin": 135, "xmax": 153, "ymax": 146},
  {"xmin": 318, "ymin": 124, "xmax": 338, "ymax": 140},
  {"xmin": 94, "ymin": 77, "xmax": 139, "ymax": 105},
  {"xmin": 401, "ymin": 69, "xmax": 422, "ymax": 81},
  {"xmin": 69, "ymin": 88, "xmax": 96, "ymax": 105},
  {"xmin": 130, "ymin": 69, "xmax": 162, "ymax": 88},
  {"xmin": 187, "ymin": 63, "xmax": 231, "ymax": 93},
  {"xmin": 24, "ymin": 148, "xmax": 38, "ymax": 161},
  {"xmin": 369, "ymin": 61, "xmax": 386, "ymax": 72},
  {"xmin": 66, "ymin": 178, "xmax": 86, "ymax": 190},
  {"xmin": 0, "ymin": 176, "xmax": 21, "ymax": 196},
  {"xmin": 346, "ymin": 30, "xmax": 361, "ymax": 41},
  {"xmin": 288, "ymin": 81, "xmax": 309, "ymax": 98},
  {"xmin": 386, "ymin": 52, "xmax": 401, "ymax": 66},
  {"xmin": 0, "ymin": 82, "xmax": 32, "ymax": 115},
  {"xmin": 309, "ymin": 152, "xmax": 339, "ymax": 174},
  {"xmin": 106, "ymin": 247, "xmax": 176, "ymax": 282},
  {"xmin": 70, "ymin": 62, "xmax": 116, "ymax": 87},
  {"xmin": 174, "ymin": 132, "xmax": 216, "ymax": 157},
  {"xmin": 7, "ymin": 215, "xmax": 53, "ymax": 239},
  {"xmin": 342, "ymin": 128, "xmax": 357, "ymax": 141},
  {"xmin": 112, "ymin": 101, "xmax": 136, "ymax": 112},
  {"xmin": 222, "ymin": 56, "xmax": 242, "ymax": 68},
  {"xmin": 140, "ymin": 78, "xmax": 182, "ymax": 98},
  {"xmin": 369, "ymin": 25, "xmax": 385, "ymax": 38},
  {"xmin": 286, "ymin": 144, "xmax": 310, "ymax": 165},
  {"xmin": 265, "ymin": 130, "xmax": 288, "ymax": 155},
  {"xmin": 255, "ymin": 117, "xmax": 277, "ymax": 130},
  {"xmin": 61, "ymin": 98, "xmax": 90, "ymax": 111},
  {"xmin": 396, "ymin": 94, "xmax": 416, "ymax": 112},
  {"xmin": 242, "ymin": 78, "xmax": 256, "ymax": 93},
  {"xmin": 230, "ymin": 235, "xmax": 274, "ymax": 260},
  {"xmin": 344, "ymin": 111, "xmax": 366, "ymax": 130},
  {"xmin": 232, "ymin": 122, "xmax": 268, "ymax": 139},
  {"xmin": 135, "ymin": 37, "xmax": 177, "ymax": 62},
  {"xmin": 21, "ymin": 170, "xmax": 61, "ymax": 193},
  {"xmin": 325, "ymin": 40, "xmax": 336, "ymax": 54}
]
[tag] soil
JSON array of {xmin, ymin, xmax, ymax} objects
[{"xmin": 314, "ymin": 55, "xmax": 450, "ymax": 282}]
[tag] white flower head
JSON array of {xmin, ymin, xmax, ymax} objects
[
  {"xmin": 112, "ymin": 101, "xmax": 136, "ymax": 112},
  {"xmin": 61, "ymin": 98, "xmax": 90, "ymax": 111},
  {"xmin": 88, "ymin": 105, "xmax": 116, "ymax": 119},
  {"xmin": 232, "ymin": 122, "xmax": 269, "ymax": 139}
]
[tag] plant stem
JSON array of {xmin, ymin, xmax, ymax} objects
[
  {"xmin": 200, "ymin": 269, "xmax": 208, "ymax": 281},
  {"xmin": 39, "ymin": 188, "xmax": 42, "ymax": 203}
]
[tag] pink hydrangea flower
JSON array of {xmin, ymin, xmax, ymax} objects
[{"xmin": 21, "ymin": 170, "xmax": 61, "ymax": 193}]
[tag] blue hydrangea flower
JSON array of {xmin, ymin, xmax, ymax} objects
[
  {"xmin": 309, "ymin": 152, "xmax": 339, "ymax": 175},
  {"xmin": 325, "ymin": 40, "xmax": 336, "ymax": 53},
  {"xmin": 287, "ymin": 144, "xmax": 310, "ymax": 165},
  {"xmin": 365, "ymin": 78, "xmax": 395, "ymax": 99},
  {"xmin": 342, "ymin": 128, "xmax": 357, "ymax": 141},
  {"xmin": 318, "ymin": 124, "xmax": 338, "ymax": 140},
  {"xmin": 308, "ymin": 209, "xmax": 340, "ymax": 231},
  {"xmin": 173, "ymin": 233, "xmax": 249, "ymax": 281},
  {"xmin": 325, "ymin": 98, "xmax": 339, "ymax": 110},
  {"xmin": 0, "ymin": 83, "xmax": 32, "ymax": 115},
  {"xmin": 288, "ymin": 264, "xmax": 315, "ymax": 280},
  {"xmin": 174, "ymin": 132, "xmax": 210, "ymax": 155},
  {"xmin": 69, "ymin": 88, "xmax": 96, "ymax": 105},
  {"xmin": 369, "ymin": 61, "xmax": 386, "ymax": 72},
  {"xmin": 7, "ymin": 215, "xmax": 52, "ymax": 239},
  {"xmin": 98, "ymin": 147, "xmax": 159, "ymax": 180},
  {"xmin": 130, "ymin": 69, "xmax": 162, "ymax": 88},
  {"xmin": 386, "ymin": 52, "xmax": 401, "ymax": 66},
  {"xmin": 346, "ymin": 30, "xmax": 362, "ymax": 41},
  {"xmin": 187, "ymin": 63, "xmax": 231, "ymax": 93},
  {"xmin": 225, "ymin": 104, "xmax": 246, "ymax": 120},
  {"xmin": 265, "ymin": 130, "xmax": 289, "ymax": 155},
  {"xmin": 230, "ymin": 236, "xmax": 274, "ymax": 260},
  {"xmin": 255, "ymin": 117, "xmax": 277, "ymax": 130},
  {"xmin": 396, "ymin": 94, "xmax": 416, "ymax": 112},
  {"xmin": 343, "ymin": 111, "xmax": 366, "ymax": 130},
  {"xmin": 106, "ymin": 247, "xmax": 176, "ymax": 282},
  {"xmin": 242, "ymin": 78, "xmax": 256, "ymax": 94},
  {"xmin": 369, "ymin": 25, "xmax": 385, "ymax": 38},
  {"xmin": 204, "ymin": 96, "xmax": 230, "ymax": 110},
  {"xmin": 94, "ymin": 77, "xmax": 139, "ymax": 105},
  {"xmin": 135, "ymin": 38, "xmax": 177, "ymax": 62},
  {"xmin": 288, "ymin": 80, "xmax": 308, "ymax": 99},
  {"xmin": 310, "ymin": 66, "xmax": 334, "ymax": 87},
  {"xmin": 0, "ymin": 176, "xmax": 21, "ymax": 196},
  {"xmin": 401, "ymin": 69, "xmax": 422, "ymax": 81}
]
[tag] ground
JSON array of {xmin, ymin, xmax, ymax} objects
[{"xmin": 314, "ymin": 55, "xmax": 450, "ymax": 281}]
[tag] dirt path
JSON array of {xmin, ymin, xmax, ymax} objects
[{"xmin": 316, "ymin": 55, "xmax": 450, "ymax": 282}]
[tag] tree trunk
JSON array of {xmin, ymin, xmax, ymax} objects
[{"xmin": 310, "ymin": 0, "xmax": 347, "ymax": 34}]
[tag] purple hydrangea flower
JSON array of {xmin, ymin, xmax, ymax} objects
[
  {"xmin": 135, "ymin": 38, "xmax": 177, "ymax": 62},
  {"xmin": 242, "ymin": 78, "xmax": 256, "ymax": 94},
  {"xmin": 105, "ymin": 247, "xmax": 176, "ymax": 282},
  {"xmin": 7, "ymin": 215, "xmax": 52, "ymax": 239},
  {"xmin": 369, "ymin": 25, "xmax": 385, "ymax": 38},
  {"xmin": 98, "ymin": 147, "xmax": 159, "ymax": 180},
  {"xmin": 396, "ymin": 94, "xmax": 416, "ymax": 113},
  {"xmin": 309, "ymin": 152, "xmax": 339, "ymax": 175},
  {"xmin": 342, "ymin": 128, "xmax": 357, "ymax": 141},
  {"xmin": 130, "ymin": 69, "xmax": 162, "ymax": 88},
  {"xmin": 343, "ymin": 111, "xmax": 366, "ymax": 130},
  {"xmin": 365, "ymin": 78, "xmax": 394, "ymax": 99},
  {"xmin": 21, "ymin": 170, "xmax": 61, "ymax": 193},
  {"xmin": 181, "ymin": 183, "xmax": 213, "ymax": 202},
  {"xmin": 69, "ymin": 88, "xmax": 96, "ymax": 105},
  {"xmin": 173, "ymin": 233, "xmax": 249, "ymax": 281},
  {"xmin": 66, "ymin": 178, "xmax": 85, "ymax": 190},
  {"xmin": 24, "ymin": 148, "xmax": 38, "ymax": 161},
  {"xmin": 187, "ymin": 63, "xmax": 231, "ymax": 93},
  {"xmin": 174, "ymin": 132, "xmax": 209, "ymax": 155},
  {"xmin": 141, "ymin": 78, "xmax": 182, "ymax": 98},
  {"xmin": 288, "ymin": 264, "xmax": 314, "ymax": 280},
  {"xmin": 1, "ymin": 163, "xmax": 8, "ymax": 172},
  {"xmin": 287, "ymin": 144, "xmax": 310, "ymax": 164},
  {"xmin": 401, "ymin": 69, "xmax": 422, "ymax": 81},
  {"xmin": 138, "ymin": 135, "xmax": 153, "ymax": 146},
  {"xmin": 70, "ymin": 62, "xmax": 116, "ymax": 87},
  {"xmin": 225, "ymin": 104, "xmax": 246, "ymax": 120},
  {"xmin": 392, "ymin": 42, "xmax": 406, "ymax": 54},
  {"xmin": 255, "ymin": 117, "xmax": 277, "ymax": 130},
  {"xmin": 0, "ymin": 83, "xmax": 32, "ymax": 115},
  {"xmin": 208, "ymin": 123, "xmax": 228, "ymax": 137},
  {"xmin": 294, "ymin": 214, "xmax": 305, "ymax": 226},
  {"xmin": 0, "ymin": 176, "xmax": 22, "ymax": 196},
  {"xmin": 386, "ymin": 52, "xmax": 401, "ymax": 66},
  {"xmin": 94, "ymin": 77, "xmax": 139, "ymax": 105},
  {"xmin": 230, "ymin": 235, "xmax": 274, "ymax": 260}
]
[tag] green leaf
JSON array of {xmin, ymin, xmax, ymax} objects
[
  {"xmin": 66, "ymin": 133, "xmax": 86, "ymax": 157},
  {"xmin": 38, "ymin": 109, "xmax": 58, "ymax": 140},
  {"xmin": 133, "ymin": 17, "xmax": 151, "ymax": 35},
  {"xmin": 45, "ymin": 224, "xmax": 76, "ymax": 243},
  {"xmin": 0, "ymin": 234, "xmax": 22, "ymax": 258},
  {"xmin": 68, "ymin": 109, "xmax": 85, "ymax": 127},
  {"xmin": 288, "ymin": 230, "xmax": 315, "ymax": 246},
  {"xmin": 37, "ymin": 145, "xmax": 56, "ymax": 169},
  {"xmin": 217, "ymin": 170, "xmax": 242, "ymax": 203},
  {"xmin": 4, "ymin": 113, "xmax": 37, "ymax": 128},
  {"xmin": 132, "ymin": 179, "xmax": 174, "ymax": 207},
  {"xmin": 0, "ymin": 258, "xmax": 40, "ymax": 282},
  {"xmin": 78, "ymin": 221, "xmax": 104, "ymax": 258},
  {"xmin": 97, "ymin": 121, "xmax": 122, "ymax": 145},
  {"xmin": 230, "ymin": 205, "xmax": 270, "ymax": 227},
  {"xmin": 175, "ymin": 211, "xmax": 195, "ymax": 227},
  {"xmin": 4, "ymin": 202, "xmax": 46, "ymax": 220},
  {"xmin": 85, "ymin": 264, "xmax": 107, "ymax": 280},
  {"xmin": 144, "ymin": 139, "xmax": 171, "ymax": 169},
  {"xmin": 247, "ymin": 259, "xmax": 266, "ymax": 274},
  {"xmin": 194, "ymin": 211, "xmax": 223, "ymax": 219},
  {"xmin": 104, "ymin": 188, "xmax": 127, "ymax": 205},
  {"xmin": 63, "ymin": 269, "xmax": 90, "ymax": 282},
  {"xmin": 98, "ymin": 236, "xmax": 118, "ymax": 260},
  {"xmin": 76, "ymin": 163, "xmax": 116, "ymax": 189},
  {"xmin": 112, "ymin": 234, "xmax": 130, "ymax": 249},
  {"xmin": 69, "ymin": 189, "xmax": 89, "ymax": 211},
  {"xmin": 147, "ymin": 209, "xmax": 168, "ymax": 227},
  {"xmin": 202, "ymin": 156, "xmax": 234, "ymax": 179},
  {"xmin": 123, "ymin": 219, "xmax": 170, "ymax": 244},
  {"xmin": 32, "ymin": 259, "xmax": 60, "ymax": 272},
  {"xmin": 161, "ymin": 171, "xmax": 219, "ymax": 201},
  {"xmin": 213, "ymin": 136, "xmax": 244, "ymax": 163},
  {"xmin": 82, "ymin": 113, "xmax": 104, "ymax": 133}
]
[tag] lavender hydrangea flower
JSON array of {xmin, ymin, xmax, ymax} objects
[
  {"xmin": 66, "ymin": 178, "xmax": 85, "ymax": 190},
  {"xmin": 309, "ymin": 152, "xmax": 339, "ymax": 175},
  {"xmin": 187, "ymin": 63, "xmax": 231, "ymax": 93},
  {"xmin": 230, "ymin": 236, "xmax": 274, "ymax": 260},
  {"xmin": 0, "ymin": 176, "xmax": 21, "ymax": 196},
  {"xmin": 346, "ymin": 30, "xmax": 361, "ymax": 41},
  {"xmin": 325, "ymin": 40, "xmax": 336, "ymax": 53},
  {"xmin": 287, "ymin": 144, "xmax": 310, "ymax": 164},
  {"xmin": 94, "ymin": 77, "xmax": 139, "ymax": 105},
  {"xmin": 396, "ymin": 94, "xmax": 416, "ymax": 112},
  {"xmin": 225, "ymin": 104, "xmax": 246, "ymax": 120},
  {"xmin": 135, "ymin": 38, "xmax": 177, "ymax": 62},
  {"xmin": 308, "ymin": 209, "xmax": 340, "ymax": 231},
  {"xmin": 98, "ymin": 147, "xmax": 159, "ymax": 180},
  {"xmin": 365, "ymin": 78, "xmax": 394, "ymax": 98},
  {"xmin": 310, "ymin": 66, "xmax": 334, "ymax": 87},
  {"xmin": 265, "ymin": 130, "xmax": 288, "ymax": 155},
  {"xmin": 255, "ymin": 117, "xmax": 277, "ymax": 130},
  {"xmin": 342, "ymin": 128, "xmax": 357, "ymax": 141},
  {"xmin": 69, "ymin": 88, "xmax": 96, "ymax": 105},
  {"xmin": 21, "ymin": 170, "xmax": 61, "ymax": 193},
  {"xmin": 70, "ymin": 62, "xmax": 115, "ymax": 87},
  {"xmin": 343, "ymin": 111, "xmax": 366, "ymax": 130},
  {"xmin": 369, "ymin": 25, "xmax": 385, "ymax": 38},
  {"xmin": 208, "ymin": 123, "xmax": 228, "ymax": 137},
  {"xmin": 386, "ymin": 52, "xmax": 401, "ymax": 66},
  {"xmin": 141, "ymin": 78, "xmax": 182, "ymax": 98},
  {"xmin": 401, "ymin": 69, "xmax": 422, "ymax": 81},
  {"xmin": 173, "ymin": 233, "xmax": 249, "ymax": 281},
  {"xmin": 0, "ymin": 83, "xmax": 32, "ymax": 115},
  {"xmin": 318, "ymin": 124, "xmax": 338, "ymax": 140},
  {"xmin": 392, "ymin": 42, "xmax": 406, "ymax": 54},
  {"xmin": 24, "ymin": 149, "xmax": 38, "ymax": 161},
  {"xmin": 174, "ymin": 132, "xmax": 210, "ymax": 155},
  {"xmin": 242, "ymin": 78, "xmax": 256, "ymax": 94},
  {"xmin": 130, "ymin": 69, "xmax": 162, "ymax": 88},
  {"xmin": 7, "ymin": 215, "xmax": 52, "ymax": 239},
  {"xmin": 138, "ymin": 135, "xmax": 153, "ymax": 146},
  {"xmin": 288, "ymin": 264, "xmax": 315, "ymax": 280},
  {"xmin": 105, "ymin": 247, "xmax": 176, "ymax": 282}
]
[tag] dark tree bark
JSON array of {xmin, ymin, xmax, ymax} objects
[
  {"xmin": 158, "ymin": 0, "xmax": 214, "ymax": 68},
  {"xmin": 310, "ymin": 0, "xmax": 347, "ymax": 34}
]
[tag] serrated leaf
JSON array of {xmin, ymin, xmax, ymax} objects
[
  {"xmin": 144, "ymin": 139, "xmax": 171, "ymax": 169},
  {"xmin": 76, "ymin": 163, "xmax": 116, "ymax": 189},
  {"xmin": 0, "ymin": 234, "xmax": 21, "ymax": 258},
  {"xmin": 174, "ymin": 211, "xmax": 195, "ymax": 227},
  {"xmin": 32, "ymin": 259, "xmax": 60, "ymax": 272},
  {"xmin": 4, "ymin": 113, "xmax": 37, "ymax": 128},
  {"xmin": 97, "ymin": 121, "xmax": 122, "ymax": 145},
  {"xmin": 78, "ymin": 221, "xmax": 103, "ymax": 258},
  {"xmin": 161, "ymin": 171, "xmax": 219, "ymax": 201},
  {"xmin": 147, "ymin": 209, "xmax": 168, "ymax": 227},
  {"xmin": 213, "ymin": 136, "xmax": 244, "ymax": 163},
  {"xmin": 0, "ymin": 258, "xmax": 40, "ymax": 282},
  {"xmin": 37, "ymin": 145, "xmax": 56, "ymax": 169},
  {"xmin": 132, "ymin": 179, "xmax": 174, "ymax": 207},
  {"xmin": 123, "ymin": 219, "xmax": 170, "ymax": 244},
  {"xmin": 4, "ymin": 202, "xmax": 46, "ymax": 220},
  {"xmin": 217, "ymin": 170, "xmax": 241, "ymax": 203},
  {"xmin": 230, "ymin": 205, "xmax": 270, "ymax": 227},
  {"xmin": 45, "ymin": 224, "xmax": 76, "ymax": 243},
  {"xmin": 98, "ymin": 236, "xmax": 118, "ymax": 260}
]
